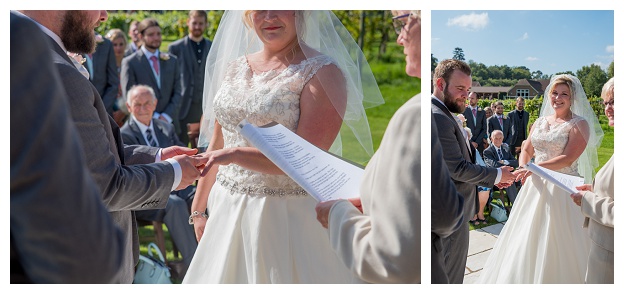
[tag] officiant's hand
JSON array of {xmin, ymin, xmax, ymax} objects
[
  {"xmin": 575, "ymin": 184, "xmax": 593, "ymax": 192},
  {"xmin": 315, "ymin": 198, "xmax": 362, "ymax": 229},
  {"xmin": 570, "ymin": 192, "xmax": 585, "ymax": 207}
]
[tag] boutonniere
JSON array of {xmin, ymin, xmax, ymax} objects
[
  {"xmin": 477, "ymin": 107, "xmax": 482, "ymax": 111},
  {"xmin": 160, "ymin": 53, "xmax": 170, "ymax": 61},
  {"xmin": 95, "ymin": 34, "xmax": 104, "ymax": 43},
  {"xmin": 67, "ymin": 52, "xmax": 86, "ymax": 65}
]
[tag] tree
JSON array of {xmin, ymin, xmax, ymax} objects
[
  {"xmin": 452, "ymin": 47, "xmax": 465, "ymax": 61},
  {"xmin": 607, "ymin": 61, "xmax": 614, "ymax": 79},
  {"xmin": 576, "ymin": 64, "xmax": 608, "ymax": 97},
  {"xmin": 431, "ymin": 54, "xmax": 438, "ymax": 73}
]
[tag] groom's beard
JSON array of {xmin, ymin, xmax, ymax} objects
[
  {"xmin": 443, "ymin": 85, "xmax": 466, "ymax": 114},
  {"xmin": 61, "ymin": 11, "xmax": 96, "ymax": 54}
]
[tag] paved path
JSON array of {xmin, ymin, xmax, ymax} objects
[{"xmin": 463, "ymin": 222, "xmax": 506, "ymax": 284}]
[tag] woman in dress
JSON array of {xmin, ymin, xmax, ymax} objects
[
  {"xmin": 104, "ymin": 28, "xmax": 128, "ymax": 126},
  {"xmin": 183, "ymin": 10, "xmax": 383, "ymax": 283},
  {"xmin": 477, "ymin": 74, "xmax": 604, "ymax": 283}
]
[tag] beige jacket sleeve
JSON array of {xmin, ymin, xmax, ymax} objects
[
  {"xmin": 328, "ymin": 97, "xmax": 421, "ymax": 283},
  {"xmin": 581, "ymin": 155, "xmax": 615, "ymax": 227}
]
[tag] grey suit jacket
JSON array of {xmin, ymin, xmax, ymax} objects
[
  {"xmin": 581, "ymin": 155, "xmax": 614, "ymax": 283},
  {"xmin": 85, "ymin": 37, "xmax": 119, "ymax": 116},
  {"xmin": 121, "ymin": 117, "xmax": 184, "ymax": 148},
  {"xmin": 463, "ymin": 106, "xmax": 487, "ymax": 148},
  {"xmin": 430, "ymin": 111, "xmax": 464, "ymax": 284},
  {"xmin": 487, "ymin": 115, "xmax": 513, "ymax": 146},
  {"xmin": 432, "ymin": 97, "xmax": 497, "ymax": 217},
  {"xmin": 482, "ymin": 144, "xmax": 519, "ymax": 169},
  {"xmin": 328, "ymin": 96, "xmax": 422, "ymax": 283},
  {"xmin": 168, "ymin": 36, "xmax": 212, "ymax": 120},
  {"xmin": 10, "ymin": 12, "xmax": 124, "ymax": 283},
  {"xmin": 121, "ymin": 49, "xmax": 182, "ymax": 124},
  {"xmin": 507, "ymin": 109, "xmax": 530, "ymax": 148},
  {"xmin": 49, "ymin": 37, "xmax": 175, "ymax": 283}
]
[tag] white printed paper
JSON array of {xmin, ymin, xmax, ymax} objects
[{"xmin": 525, "ymin": 162, "xmax": 585, "ymax": 194}]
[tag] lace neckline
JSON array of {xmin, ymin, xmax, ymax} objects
[{"xmin": 243, "ymin": 55, "xmax": 326, "ymax": 77}]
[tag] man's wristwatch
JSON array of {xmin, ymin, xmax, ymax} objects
[{"xmin": 188, "ymin": 210, "xmax": 208, "ymax": 225}]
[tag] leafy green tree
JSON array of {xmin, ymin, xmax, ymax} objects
[
  {"xmin": 576, "ymin": 64, "xmax": 608, "ymax": 97},
  {"xmin": 452, "ymin": 47, "xmax": 465, "ymax": 61},
  {"xmin": 607, "ymin": 61, "xmax": 614, "ymax": 79},
  {"xmin": 431, "ymin": 54, "xmax": 438, "ymax": 73}
]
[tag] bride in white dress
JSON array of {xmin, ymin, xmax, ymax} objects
[
  {"xmin": 183, "ymin": 11, "xmax": 383, "ymax": 283},
  {"xmin": 477, "ymin": 74, "xmax": 603, "ymax": 283}
]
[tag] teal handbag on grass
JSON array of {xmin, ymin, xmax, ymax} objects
[
  {"xmin": 489, "ymin": 199, "xmax": 508, "ymax": 222},
  {"xmin": 133, "ymin": 242, "xmax": 172, "ymax": 284}
]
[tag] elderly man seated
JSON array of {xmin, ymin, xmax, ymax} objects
[
  {"xmin": 483, "ymin": 130, "xmax": 519, "ymax": 207},
  {"xmin": 120, "ymin": 84, "xmax": 198, "ymax": 278}
]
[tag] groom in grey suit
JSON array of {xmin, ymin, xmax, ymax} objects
[
  {"xmin": 20, "ymin": 10, "xmax": 208, "ymax": 283},
  {"xmin": 431, "ymin": 59, "xmax": 514, "ymax": 283}
]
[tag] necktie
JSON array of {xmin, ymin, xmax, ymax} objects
[
  {"xmin": 472, "ymin": 107, "xmax": 477, "ymax": 118},
  {"xmin": 498, "ymin": 116, "xmax": 503, "ymax": 131},
  {"xmin": 146, "ymin": 129, "xmax": 158, "ymax": 147},
  {"xmin": 150, "ymin": 55, "xmax": 160, "ymax": 75},
  {"xmin": 497, "ymin": 148, "xmax": 504, "ymax": 161}
]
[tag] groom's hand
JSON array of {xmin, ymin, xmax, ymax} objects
[
  {"xmin": 173, "ymin": 154, "xmax": 210, "ymax": 190},
  {"xmin": 499, "ymin": 166, "xmax": 515, "ymax": 185},
  {"xmin": 162, "ymin": 146, "xmax": 197, "ymax": 160}
]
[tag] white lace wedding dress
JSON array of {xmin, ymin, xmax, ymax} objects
[
  {"xmin": 183, "ymin": 55, "xmax": 357, "ymax": 283},
  {"xmin": 477, "ymin": 116, "xmax": 590, "ymax": 283}
]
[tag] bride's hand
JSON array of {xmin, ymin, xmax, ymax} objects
[
  {"xmin": 193, "ymin": 217, "xmax": 208, "ymax": 242},
  {"xmin": 513, "ymin": 168, "xmax": 532, "ymax": 184}
]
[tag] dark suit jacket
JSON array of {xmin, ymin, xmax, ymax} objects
[
  {"xmin": 507, "ymin": 109, "xmax": 530, "ymax": 148},
  {"xmin": 121, "ymin": 49, "xmax": 182, "ymax": 127},
  {"xmin": 49, "ymin": 37, "xmax": 175, "ymax": 283},
  {"xmin": 85, "ymin": 37, "xmax": 119, "ymax": 116},
  {"xmin": 10, "ymin": 12, "xmax": 124, "ymax": 283},
  {"xmin": 121, "ymin": 117, "xmax": 184, "ymax": 148},
  {"xmin": 487, "ymin": 114, "xmax": 513, "ymax": 146},
  {"xmin": 482, "ymin": 144, "xmax": 519, "ymax": 169},
  {"xmin": 462, "ymin": 106, "xmax": 487, "ymax": 149},
  {"xmin": 431, "ymin": 115, "xmax": 464, "ymax": 284},
  {"xmin": 168, "ymin": 36, "xmax": 212, "ymax": 120}
]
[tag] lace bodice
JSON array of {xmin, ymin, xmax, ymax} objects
[
  {"xmin": 530, "ymin": 116, "xmax": 585, "ymax": 176},
  {"xmin": 212, "ymin": 55, "xmax": 334, "ymax": 196}
]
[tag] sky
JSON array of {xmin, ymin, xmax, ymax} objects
[{"xmin": 431, "ymin": 10, "xmax": 614, "ymax": 76}]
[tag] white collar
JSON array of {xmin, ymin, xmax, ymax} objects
[
  {"xmin": 141, "ymin": 46, "xmax": 160, "ymax": 60},
  {"xmin": 131, "ymin": 115, "xmax": 153, "ymax": 134}
]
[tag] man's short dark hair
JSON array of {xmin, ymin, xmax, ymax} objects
[
  {"xmin": 433, "ymin": 59, "xmax": 472, "ymax": 87},
  {"xmin": 137, "ymin": 18, "xmax": 160, "ymax": 35}
]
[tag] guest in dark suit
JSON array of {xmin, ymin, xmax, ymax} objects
[
  {"xmin": 487, "ymin": 101, "xmax": 513, "ymax": 146},
  {"xmin": 124, "ymin": 20, "xmax": 141, "ymax": 57},
  {"xmin": 121, "ymin": 18, "xmax": 183, "ymax": 134},
  {"xmin": 507, "ymin": 97, "xmax": 530, "ymax": 158},
  {"xmin": 431, "ymin": 59, "xmax": 515, "ymax": 283},
  {"xmin": 81, "ymin": 34, "xmax": 120, "ymax": 121},
  {"xmin": 19, "ymin": 10, "xmax": 209, "ymax": 283},
  {"xmin": 483, "ymin": 130, "xmax": 519, "ymax": 205},
  {"xmin": 121, "ymin": 85, "xmax": 198, "ymax": 273},
  {"xmin": 10, "ymin": 11, "xmax": 124, "ymax": 283},
  {"xmin": 462, "ymin": 92, "xmax": 487, "ymax": 153},
  {"xmin": 168, "ymin": 10, "xmax": 212, "ymax": 145}
]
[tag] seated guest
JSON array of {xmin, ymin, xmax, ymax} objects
[
  {"xmin": 120, "ymin": 85, "xmax": 197, "ymax": 276},
  {"xmin": 483, "ymin": 130, "xmax": 519, "ymax": 206},
  {"xmin": 464, "ymin": 127, "xmax": 491, "ymax": 226}
]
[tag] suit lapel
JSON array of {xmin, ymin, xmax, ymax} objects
[
  {"xmin": 432, "ymin": 98, "xmax": 472, "ymax": 159},
  {"xmin": 153, "ymin": 120, "xmax": 169, "ymax": 147},
  {"xmin": 183, "ymin": 37, "xmax": 195, "ymax": 74},
  {"xmin": 128, "ymin": 118, "xmax": 149, "ymax": 145},
  {"xmin": 138, "ymin": 51, "xmax": 161, "ymax": 91}
]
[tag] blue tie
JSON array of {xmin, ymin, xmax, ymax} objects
[
  {"xmin": 497, "ymin": 148, "xmax": 504, "ymax": 161},
  {"xmin": 146, "ymin": 129, "xmax": 158, "ymax": 147}
]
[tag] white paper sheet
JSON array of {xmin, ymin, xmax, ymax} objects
[{"xmin": 524, "ymin": 162, "xmax": 585, "ymax": 194}]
